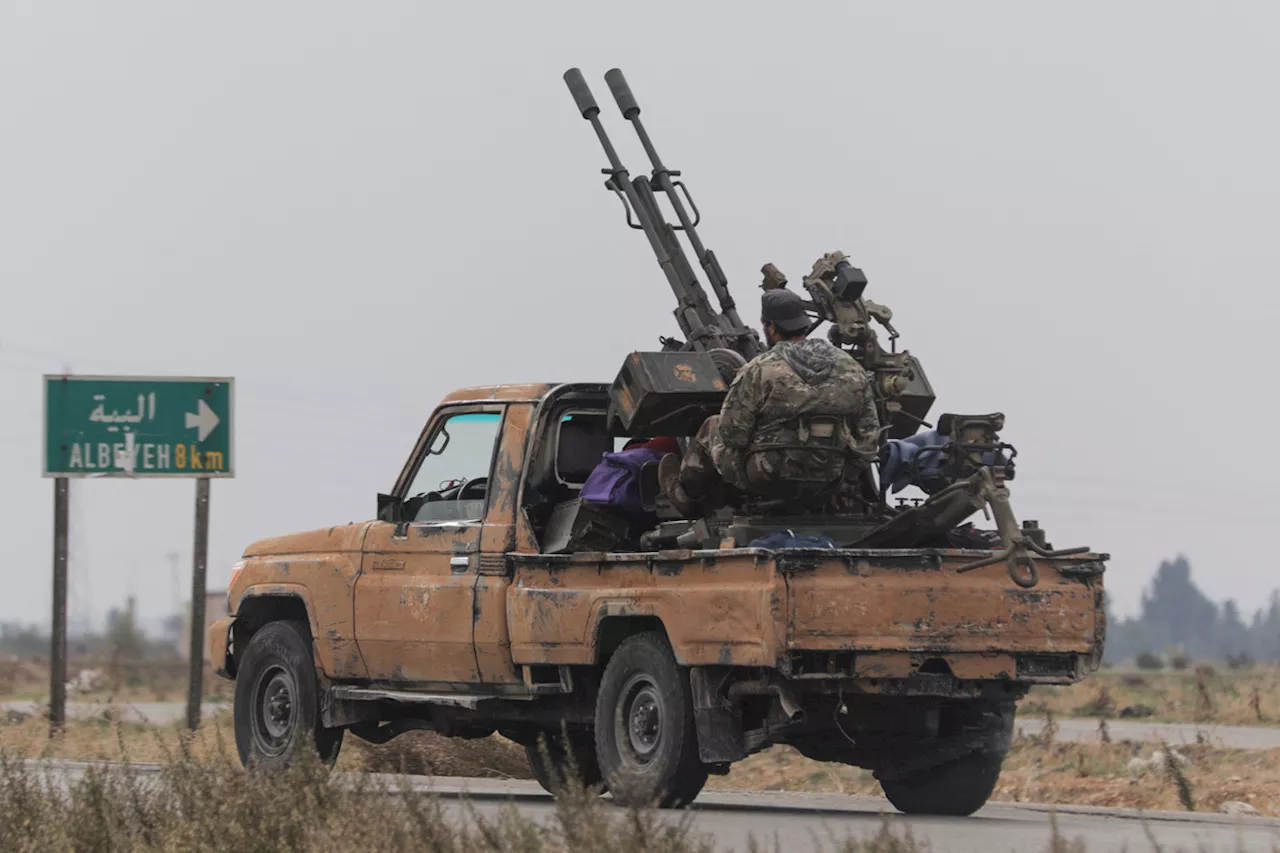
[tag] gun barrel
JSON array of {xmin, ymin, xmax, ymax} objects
[
  {"xmin": 604, "ymin": 68, "xmax": 640, "ymax": 119},
  {"xmin": 604, "ymin": 69, "xmax": 759, "ymax": 358},
  {"xmin": 564, "ymin": 68, "xmax": 724, "ymax": 348},
  {"xmin": 563, "ymin": 68, "xmax": 600, "ymax": 118}
]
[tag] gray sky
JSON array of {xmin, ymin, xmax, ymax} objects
[{"xmin": 3, "ymin": 1, "xmax": 1277, "ymax": 629}]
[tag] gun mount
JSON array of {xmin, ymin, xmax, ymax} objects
[
  {"xmin": 565, "ymin": 69, "xmax": 934, "ymax": 439},
  {"xmin": 561, "ymin": 67, "xmax": 1095, "ymax": 588}
]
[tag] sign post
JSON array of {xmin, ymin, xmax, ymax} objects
[
  {"xmin": 188, "ymin": 478, "xmax": 211, "ymax": 731},
  {"xmin": 50, "ymin": 478, "xmax": 69, "ymax": 734},
  {"xmin": 43, "ymin": 375, "xmax": 234, "ymax": 734}
]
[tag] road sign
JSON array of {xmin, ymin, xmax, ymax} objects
[{"xmin": 43, "ymin": 375, "xmax": 234, "ymax": 478}]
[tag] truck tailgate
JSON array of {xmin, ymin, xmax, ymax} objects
[{"xmin": 781, "ymin": 549, "xmax": 1105, "ymax": 680}]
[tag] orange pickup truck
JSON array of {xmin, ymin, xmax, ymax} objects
[{"xmin": 210, "ymin": 379, "xmax": 1106, "ymax": 815}]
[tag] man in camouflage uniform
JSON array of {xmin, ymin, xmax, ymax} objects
[{"xmin": 659, "ymin": 288, "xmax": 881, "ymax": 514}]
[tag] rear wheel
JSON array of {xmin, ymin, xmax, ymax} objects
[
  {"xmin": 233, "ymin": 619, "xmax": 343, "ymax": 769},
  {"xmin": 525, "ymin": 730, "xmax": 605, "ymax": 794},
  {"xmin": 879, "ymin": 750, "xmax": 1005, "ymax": 816},
  {"xmin": 594, "ymin": 632, "xmax": 707, "ymax": 808}
]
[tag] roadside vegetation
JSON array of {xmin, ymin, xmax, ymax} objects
[
  {"xmin": 1026, "ymin": 666, "xmax": 1279, "ymax": 727},
  {"xmin": 3, "ymin": 709, "xmax": 1278, "ymax": 821},
  {"xmin": 5, "ymin": 739, "xmax": 1272, "ymax": 853},
  {"xmin": 714, "ymin": 733, "xmax": 1280, "ymax": 817}
]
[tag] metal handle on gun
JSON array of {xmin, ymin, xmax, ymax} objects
[{"xmin": 604, "ymin": 175, "xmax": 702, "ymax": 232}]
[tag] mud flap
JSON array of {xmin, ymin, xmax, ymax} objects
[{"xmin": 689, "ymin": 666, "xmax": 746, "ymax": 763}]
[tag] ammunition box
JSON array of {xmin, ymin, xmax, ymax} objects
[{"xmin": 608, "ymin": 351, "xmax": 728, "ymax": 436}]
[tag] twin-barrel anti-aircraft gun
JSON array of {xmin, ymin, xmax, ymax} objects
[{"xmin": 563, "ymin": 67, "xmax": 1089, "ymax": 588}]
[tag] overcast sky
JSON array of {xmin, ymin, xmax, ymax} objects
[{"xmin": 3, "ymin": 1, "xmax": 1277, "ymax": 630}]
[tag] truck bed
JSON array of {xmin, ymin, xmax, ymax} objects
[{"xmin": 507, "ymin": 547, "xmax": 1105, "ymax": 686}]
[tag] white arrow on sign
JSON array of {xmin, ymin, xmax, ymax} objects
[{"xmin": 185, "ymin": 399, "xmax": 221, "ymax": 442}]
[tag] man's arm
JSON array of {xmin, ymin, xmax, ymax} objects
[
  {"xmin": 852, "ymin": 389, "xmax": 881, "ymax": 451},
  {"xmin": 713, "ymin": 361, "xmax": 763, "ymax": 490}
]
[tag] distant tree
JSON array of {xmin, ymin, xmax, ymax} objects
[
  {"xmin": 1226, "ymin": 651, "xmax": 1254, "ymax": 670},
  {"xmin": 1102, "ymin": 557, "xmax": 1280, "ymax": 665},
  {"xmin": 1140, "ymin": 556, "xmax": 1219, "ymax": 659},
  {"xmin": 160, "ymin": 613, "xmax": 185, "ymax": 640},
  {"xmin": 105, "ymin": 606, "xmax": 145, "ymax": 661},
  {"xmin": 1218, "ymin": 600, "xmax": 1250, "ymax": 661},
  {"xmin": 1135, "ymin": 651, "xmax": 1164, "ymax": 670}
]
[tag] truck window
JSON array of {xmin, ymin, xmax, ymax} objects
[
  {"xmin": 556, "ymin": 412, "xmax": 611, "ymax": 487},
  {"xmin": 405, "ymin": 411, "xmax": 502, "ymax": 523}
]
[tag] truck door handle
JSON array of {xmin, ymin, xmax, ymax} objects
[{"xmin": 450, "ymin": 556, "xmax": 470, "ymax": 571}]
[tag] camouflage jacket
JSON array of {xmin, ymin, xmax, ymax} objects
[{"xmin": 712, "ymin": 338, "xmax": 879, "ymax": 491}]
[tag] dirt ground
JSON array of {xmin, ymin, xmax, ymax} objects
[
  {"xmin": 0, "ymin": 657, "xmax": 232, "ymax": 704},
  {"xmin": 1027, "ymin": 666, "xmax": 1279, "ymax": 727},
  {"xmin": 709, "ymin": 736, "xmax": 1280, "ymax": 817},
  {"xmin": 3, "ymin": 711, "xmax": 1276, "ymax": 818}
]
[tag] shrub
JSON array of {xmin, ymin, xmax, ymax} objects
[{"xmin": 1135, "ymin": 652, "xmax": 1164, "ymax": 671}]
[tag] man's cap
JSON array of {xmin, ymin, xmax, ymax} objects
[{"xmin": 761, "ymin": 288, "xmax": 812, "ymax": 333}]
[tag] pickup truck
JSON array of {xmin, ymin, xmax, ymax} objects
[{"xmin": 210, "ymin": 379, "xmax": 1107, "ymax": 815}]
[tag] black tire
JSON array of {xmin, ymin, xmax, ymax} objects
[
  {"xmin": 525, "ymin": 731, "xmax": 605, "ymax": 794},
  {"xmin": 234, "ymin": 620, "xmax": 343, "ymax": 769},
  {"xmin": 594, "ymin": 632, "xmax": 708, "ymax": 808},
  {"xmin": 879, "ymin": 750, "xmax": 1005, "ymax": 816}
]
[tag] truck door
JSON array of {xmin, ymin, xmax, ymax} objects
[{"xmin": 355, "ymin": 406, "xmax": 505, "ymax": 684}]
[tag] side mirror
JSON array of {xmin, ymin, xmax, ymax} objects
[{"xmin": 376, "ymin": 493, "xmax": 403, "ymax": 522}]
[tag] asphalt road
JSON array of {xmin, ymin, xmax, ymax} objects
[
  {"xmin": 9, "ymin": 700, "xmax": 1280, "ymax": 750},
  {"xmin": 22, "ymin": 760, "xmax": 1280, "ymax": 852}
]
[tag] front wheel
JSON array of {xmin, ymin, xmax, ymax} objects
[
  {"xmin": 233, "ymin": 620, "xmax": 343, "ymax": 770},
  {"xmin": 594, "ymin": 632, "xmax": 707, "ymax": 808},
  {"xmin": 880, "ymin": 749, "xmax": 1005, "ymax": 815}
]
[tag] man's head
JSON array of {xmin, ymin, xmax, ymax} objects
[{"xmin": 760, "ymin": 288, "xmax": 811, "ymax": 345}]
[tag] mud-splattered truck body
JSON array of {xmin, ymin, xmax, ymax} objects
[{"xmin": 211, "ymin": 381, "xmax": 1106, "ymax": 814}]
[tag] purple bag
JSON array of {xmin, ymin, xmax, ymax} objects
[{"xmin": 579, "ymin": 448, "xmax": 664, "ymax": 513}]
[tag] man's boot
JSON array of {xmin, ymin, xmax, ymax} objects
[{"xmin": 657, "ymin": 453, "xmax": 702, "ymax": 517}]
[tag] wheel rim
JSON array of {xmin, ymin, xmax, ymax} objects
[
  {"xmin": 251, "ymin": 664, "xmax": 297, "ymax": 757},
  {"xmin": 616, "ymin": 674, "xmax": 664, "ymax": 765}
]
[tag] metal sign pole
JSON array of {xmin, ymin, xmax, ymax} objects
[
  {"xmin": 186, "ymin": 477, "xmax": 210, "ymax": 731},
  {"xmin": 50, "ymin": 477, "xmax": 69, "ymax": 736}
]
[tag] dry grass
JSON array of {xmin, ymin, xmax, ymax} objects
[
  {"xmin": 5, "ymin": 711, "xmax": 1279, "ymax": 822},
  {"xmin": 0, "ymin": 728, "xmax": 968, "ymax": 853},
  {"xmin": 711, "ymin": 735, "xmax": 1280, "ymax": 817},
  {"xmin": 1026, "ymin": 666, "xmax": 1280, "ymax": 726},
  {"xmin": 346, "ymin": 730, "xmax": 536, "ymax": 780},
  {"xmin": 0, "ymin": 746, "xmax": 725, "ymax": 853},
  {"xmin": 0, "ymin": 710, "xmax": 535, "ymax": 781},
  {"xmin": 0, "ymin": 657, "xmax": 232, "ymax": 704}
]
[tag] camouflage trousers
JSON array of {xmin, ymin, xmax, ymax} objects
[
  {"xmin": 677, "ymin": 415, "xmax": 726, "ymax": 503},
  {"xmin": 679, "ymin": 415, "xmax": 855, "ymax": 508},
  {"xmin": 675, "ymin": 412, "xmax": 855, "ymax": 504}
]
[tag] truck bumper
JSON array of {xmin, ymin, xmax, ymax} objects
[{"xmin": 207, "ymin": 617, "xmax": 234, "ymax": 680}]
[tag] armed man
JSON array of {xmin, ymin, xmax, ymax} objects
[{"xmin": 658, "ymin": 287, "xmax": 881, "ymax": 515}]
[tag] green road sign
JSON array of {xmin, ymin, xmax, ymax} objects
[{"xmin": 43, "ymin": 376, "xmax": 234, "ymax": 478}]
